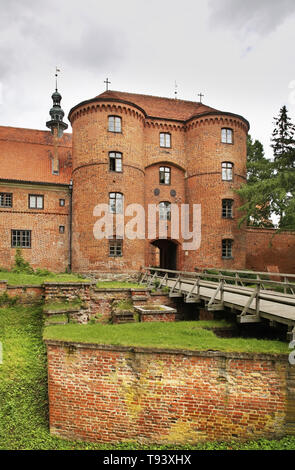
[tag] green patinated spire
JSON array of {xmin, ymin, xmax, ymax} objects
[{"xmin": 46, "ymin": 67, "xmax": 68, "ymax": 137}]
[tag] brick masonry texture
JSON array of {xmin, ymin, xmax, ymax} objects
[
  {"xmin": 46, "ymin": 341, "xmax": 294, "ymax": 444},
  {"xmin": 0, "ymin": 91, "xmax": 295, "ymax": 274}
]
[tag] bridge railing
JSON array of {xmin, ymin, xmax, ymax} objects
[{"xmin": 140, "ymin": 266, "xmax": 295, "ymax": 298}]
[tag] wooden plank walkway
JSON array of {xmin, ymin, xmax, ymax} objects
[{"xmin": 141, "ymin": 267, "xmax": 295, "ymax": 338}]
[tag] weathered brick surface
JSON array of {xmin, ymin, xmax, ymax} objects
[
  {"xmin": 46, "ymin": 342, "xmax": 293, "ymax": 444},
  {"xmin": 246, "ymin": 228, "xmax": 295, "ymax": 274}
]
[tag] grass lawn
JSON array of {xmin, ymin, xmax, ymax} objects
[
  {"xmin": 1, "ymin": 304, "xmax": 294, "ymax": 450},
  {"xmin": 0, "ymin": 271, "xmax": 91, "ymax": 286},
  {"xmin": 43, "ymin": 320, "xmax": 290, "ymax": 355}
]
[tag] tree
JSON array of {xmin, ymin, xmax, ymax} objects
[
  {"xmin": 237, "ymin": 134, "xmax": 273, "ymax": 227},
  {"xmin": 237, "ymin": 107, "xmax": 295, "ymax": 230}
]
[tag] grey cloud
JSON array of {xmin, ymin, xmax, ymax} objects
[{"xmin": 208, "ymin": 0, "xmax": 295, "ymax": 35}]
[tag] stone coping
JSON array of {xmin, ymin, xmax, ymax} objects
[{"xmin": 44, "ymin": 339, "xmax": 289, "ymax": 361}]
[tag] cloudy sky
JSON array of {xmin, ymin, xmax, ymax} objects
[{"xmin": 1, "ymin": 0, "xmax": 295, "ymax": 157}]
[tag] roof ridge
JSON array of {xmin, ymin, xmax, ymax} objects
[{"xmin": 98, "ymin": 89, "xmax": 206, "ymax": 106}]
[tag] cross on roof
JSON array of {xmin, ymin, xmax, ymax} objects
[
  {"xmin": 104, "ymin": 78, "xmax": 111, "ymax": 91},
  {"xmin": 198, "ymin": 92, "xmax": 204, "ymax": 103}
]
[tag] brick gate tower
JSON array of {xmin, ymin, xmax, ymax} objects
[{"xmin": 68, "ymin": 90, "xmax": 249, "ymax": 276}]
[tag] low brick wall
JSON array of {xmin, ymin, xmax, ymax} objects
[
  {"xmin": 0, "ymin": 281, "xmax": 43, "ymax": 303},
  {"xmin": 45, "ymin": 340, "xmax": 294, "ymax": 445}
]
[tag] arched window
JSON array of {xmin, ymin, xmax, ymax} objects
[
  {"xmin": 159, "ymin": 201, "xmax": 171, "ymax": 220},
  {"xmin": 109, "ymin": 152, "xmax": 122, "ymax": 172},
  {"xmin": 222, "ymin": 199, "xmax": 234, "ymax": 218},
  {"xmin": 221, "ymin": 128, "xmax": 233, "ymax": 144},
  {"xmin": 222, "ymin": 162, "xmax": 233, "ymax": 181},
  {"xmin": 159, "ymin": 166, "xmax": 171, "ymax": 184},
  {"xmin": 222, "ymin": 239, "xmax": 233, "ymax": 259},
  {"xmin": 108, "ymin": 115, "xmax": 122, "ymax": 133},
  {"xmin": 109, "ymin": 192, "xmax": 123, "ymax": 214}
]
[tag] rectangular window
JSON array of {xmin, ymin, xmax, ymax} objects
[
  {"xmin": 59, "ymin": 225, "xmax": 65, "ymax": 234},
  {"xmin": 109, "ymin": 192, "xmax": 123, "ymax": 214},
  {"xmin": 159, "ymin": 166, "xmax": 171, "ymax": 184},
  {"xmin": 108, "ymin": 116, "xmax": 122, "ymax": 133},
  {"xmin": 109, "ymin": 152, "xmax": 123, "ymax": 172},
  {"xmin": 59, "ymin": 199, "xmax": 65, "ymax": 207},
  {"xmin": 222, "ymin": 199, "xmax": 233, "ymax": 218},
  {"xmin": 222, "ymin": 162, "xmax": 233, "ymax": 181},
  {"xmin": 109, "ymin": 239, "xmax": 123, "ymax": 257},
  {"xmin": 222, "ymin": 239, "xmax": 233, "ymax": 258},
  {"xmin": 221, "ymin": 128, "xmax": 233, "ymax": 144},
  {"xmin": 0, "ymin": 193, "xmax": 13, "ymax": 207},
  {"xmin": 160, "ymin": 132, "xmax": 171, "ymax": 148},
  {"xmin": 11, "ymin": 230, "xmax": 31, "ymax": 248},
  {"xmin": 29, "ymin": 194, "xmax": 44, "ymax": 209},
  {"xmin": 159, "ymin": 201, "xmax": 171, "ymax": 220}
]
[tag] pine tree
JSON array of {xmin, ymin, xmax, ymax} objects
[{"xmin": 237, "ymin": 107, "xmax": 295, "ymax": 230}]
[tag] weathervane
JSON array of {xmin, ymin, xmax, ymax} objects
[
  {"xmin": 198, "ymin": 92, "xmax": 204, "ymax": 103},
  {"xmin": 55, "ymin": 66, "xmax": 61, "ymax": 91},
  {"xmin": 104, "ymin": 77, "xmax": 111, "ymax": 91},
  {"xmin": 174, "ymin": 81, "xmax": 178, "ymax": 99}
]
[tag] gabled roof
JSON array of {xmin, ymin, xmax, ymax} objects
[{"xmin": 0, "ymin": 126, "xmax": 72, "ymax": 185}]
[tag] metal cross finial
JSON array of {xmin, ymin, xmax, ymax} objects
[
  {"xmin": 174, "ymin": 81, "xmax": 178, "ymax": 99},
  {"xmin": 198, "ymin": 92, "xmax": 204, "ymax": 103},
  {"xmin": 104, "ymin": 78, "xmax": 111, "ymax": 91}
]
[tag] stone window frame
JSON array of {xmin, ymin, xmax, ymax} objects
[
  {"xmin": 222, "ymin": 199, "xmax": 234, "ymax": 218},
  {"xmin": 0, "ymin": 192, "xmax": 13, "ymax": 208},
  {"xmin": 221, "ymin": 127, "xmax": 233, "ymax": 144},
  {"xmin": 159, "ymin": 166, "xmax": 171, "ymax": 185},
  {"xmin": 221, "ymin": 162, "xmax": 233, "ymax": 181},
  {"xmin": 222, "ymin": 238, "xmax": 233, "ymax": 259},
  {"xmin": 160, "ymin": 132, "xmax": 171, "ymax": 148},
  {"xmin": 11, "ymin": 229, "xmax": 31, "ymax": 248},
  {"xmin": 28, "ymin": 194, "xmax": 44, "ymax": 210},
  {"xmin": 109, "ymin": 239, "xmax": 123, "ymax": 257},
  {"xmin": 108, "ymin": 115, "xmax": 122, "ymax": 133},
  {"xmin": 109, "ymin": 151, "xmax": 123, "ymax": 172}
]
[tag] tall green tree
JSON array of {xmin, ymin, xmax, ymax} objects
[
  {"xmin": 237, "ymin": 106, "xmax": 295, "ymax": 230},
  {"xmin": 237, "ymin": 134, "xmax": 273, "ymax": 227}
]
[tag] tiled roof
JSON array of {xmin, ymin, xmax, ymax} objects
[
  {"xmin": 0, "ymin": 126, "xmax": 72, "ymax": 185},
  {"xmin": 95, "ymin": 90, "xmax": 221, "ymax": 121}
]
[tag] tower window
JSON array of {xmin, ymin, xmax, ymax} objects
[
  {"xmin": 222, "ymin": 199, "xmax": 234, "ymax": 218},
  {"xmin": 159, "ymin": 166, "xmax": 171, "ymax": 185},
  {"xmin": 109, "ymin": 192, "xmax": 123, "ymax": 214},
  {"xmin": 59, "ymin": 199, "xmax": 65, "ymax": 207},
  {"xmin": 11, "ymin": 230, "xmax": 31, "ymax": 248},
  {"xmin": 221, "ymin": 128, "xmax": 233, "ymax": 144},
  {"xmin": 0, "ymin": 193, "xmax": 13, "ymax": 207},
  {"xmin": 109, "ymin": 152, "xmax": 122, "ymax": 172},
  {"xmin": 222, "ymin": 162, "xmax": 233, "ymax": 181},
  {"xmin": 222, "ymin": 239, "xmax": 233, "ymax": 259},
  {"xmin": 109, "ymin": 239, "xmax": 123, "ymax": 257},
  {"xmin": 160, "ymin": 132, "xmax": 171, "ymax": 148},
  {"xmin": 159, "ymin": 201, "xmax": 171, "ymax": 220},
  {"xmin": 59, "ymin": 225, "xmax": 65, "ymax": 234},
  {"xmin": 108, "ymin": 116, "xmax": 122, "ymax": 133},
  {"xmin": 29, "ymin": 194, "xmax": 44, "ymax": 209}
]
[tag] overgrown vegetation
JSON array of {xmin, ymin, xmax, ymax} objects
[{"xmin": 0, "ymin": 304, "xmax": 294, "ymax": 450}]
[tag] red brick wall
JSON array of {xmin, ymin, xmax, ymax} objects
[
  {"xmin": 46, "ymin": 341, "xmax": 292, "ymax": 444},
  {"xmin": 0, "ymin": 184, "xmax": 70, "ymax": 272},
  {"xmin": 246, "ymin": 228, "xmax": 295, "ymax": 274}
]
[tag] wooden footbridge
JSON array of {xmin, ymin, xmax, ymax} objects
[{"xmin": 140, "ymin": 266, "xmax": 295, "ymax": 340}]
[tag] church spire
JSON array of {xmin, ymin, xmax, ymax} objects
[{"xmin": 46, "ymin": 67, "xmax": 68, "ymax": 137}]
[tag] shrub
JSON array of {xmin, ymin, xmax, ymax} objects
[{"xmin": 12, "ymin": 248, "xmax": 34, "ymax": 274}]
